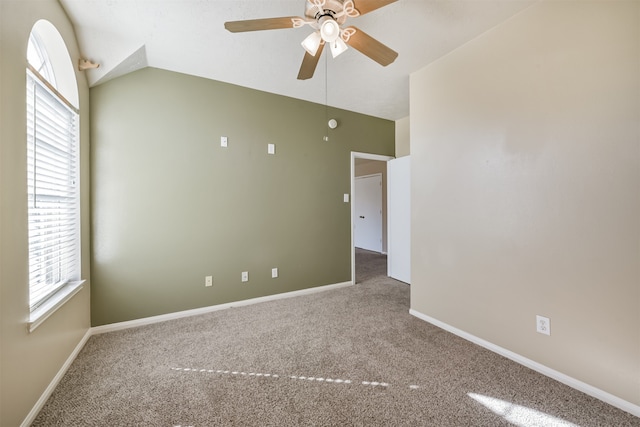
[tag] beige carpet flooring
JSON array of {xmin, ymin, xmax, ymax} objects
[{"xmin": 32, "ymin": 249, "xmax": 639, "ymax": 426}]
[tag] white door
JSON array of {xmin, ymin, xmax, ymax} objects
[
  {"xmin": 387, "ymin": 156, "xmax": 411, "ymax": 283},
  {"xmin": 354, "ymin": 174, "xmax": 383, "ymax": 252}
]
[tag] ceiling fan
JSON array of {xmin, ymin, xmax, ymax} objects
[{"xmin": 224, "ymin": 0, "xmax": 399, "ymax": 80}]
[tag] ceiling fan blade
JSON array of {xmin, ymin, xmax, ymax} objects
[
  {"xmin": 353, "ymin": 0, "xmax": 398, "ymax": 16},
  {"xmin": 224, "ymin": 17, "xmax": 301, "ymax": 32},
  {"xmin": 343, "ymin": 26, "xmax": 398, "ymax": 66},
  {"xmin": 297, "ymin": 43, "xmax": 325, "ymax": 80}
]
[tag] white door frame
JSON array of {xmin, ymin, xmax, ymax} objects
[{"xmin": 350, "ymin": 151, "xmax": 394, "ymax": 284}]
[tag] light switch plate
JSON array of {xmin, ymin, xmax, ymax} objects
[
  {"xmin": 271, "ymin": 268, "xmax": 278, "ymax": 278},
  {"xmin": 241, "ymin": 271, "xmax": 248, "ymax": 282},
  {"xmin": 344, "ymin": 194, "xmax": 349, "ymax": 203},
  {"xmin": 268, "ymin": 144, "xmax": 275, "ymax": 154},
  {"xmin": 221, "ymin": 136, "xmax": 228, "ymax": 147}
]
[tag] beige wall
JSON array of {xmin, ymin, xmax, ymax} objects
[
  {"xmin": 91, "ymin": 68, "xmax": 395, "ymax": 326},
  {"xmin": 410, "ymin": 0, "xmax": 639, "ymax": 407},
  {"xmin": 395, "ymin": 116, "xmax": 410, "ymax": 157},
  {"xmin": 0, "ymin": 1, "xmax": 92, "ymax": 425},
  {"xmin": 355, "ymin": 159, "xmax": 388, "ymax": 253}
]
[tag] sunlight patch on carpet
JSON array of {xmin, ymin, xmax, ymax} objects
[{"xmin": 468, "ymin": 393, "xmax": 580, "ymax": 427}]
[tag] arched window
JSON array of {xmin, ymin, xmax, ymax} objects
[{"xmin": 26, "ymin": 20, "xmax": 82, "ymax": 329}]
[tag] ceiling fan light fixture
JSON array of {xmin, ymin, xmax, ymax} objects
[
  {"xmin": 301, "ymin": 31, "xmax": 322, "ymax": 56},
  {"xmin": 330, "ymin": 37, "xmax": 348, "ymax": 58},
  {"xmin": 319, "ymin": 16, "xmax": 340, "ymax": 43}
]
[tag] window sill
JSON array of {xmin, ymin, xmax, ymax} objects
[{"xmin": 29, "ymin": 280, "xmax": 86, "ymax": 333}]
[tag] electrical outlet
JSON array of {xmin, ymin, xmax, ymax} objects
[
  {"xmin": 241, "ymin": 271, "xmax": 249, "ymax": 282},
  {"xmin": 221, "ymin": 136, "xmax": 228, "ymax": 147},
  {"xmin": 271, "ymin": 268, "xmax": 278, "ymax": 278},
  {"xmin": 536, "ymin": 315, "xmax": 550, "ymax": 335},
  {"xmin": 205, "ymin": 276, "xmax": 213, "ymax": 287}
]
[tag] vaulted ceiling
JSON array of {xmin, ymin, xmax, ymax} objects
[{"xmin": 59, "ymin": 0, "xmax": 535, "ymax": 120}]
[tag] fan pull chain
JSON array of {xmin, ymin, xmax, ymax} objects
[{"xmin": 324, "ymin": 50, "xmax": 329, "ymax": 142}]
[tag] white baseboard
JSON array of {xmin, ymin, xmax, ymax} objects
[
  {"xmin": 21, "ymin": 328, "xmax": 92, "ymax": 427},
  {"xmin": 409, "ymin": 309, "xmax": 640, "ymax": 418},
  {"xmin": 93, "ymin": 281, "xmax": 354, "ymax": 335}
]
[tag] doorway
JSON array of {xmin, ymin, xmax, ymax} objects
[{"xmin": 350, "ymin": 152, "xmax": 393, "ymax": 284}]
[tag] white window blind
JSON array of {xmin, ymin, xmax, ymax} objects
[{"xmin": 26, "ymin": 68, "xmax": 80, "ymax": 311}]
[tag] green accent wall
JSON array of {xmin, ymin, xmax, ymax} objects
[{"xmin": 91, "ymin": 67, "xmax": 394, "ymax": 326}]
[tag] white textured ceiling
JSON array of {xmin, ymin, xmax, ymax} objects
[{"xmin": 59, "ymin": 0, "xmax": 535, "ymax": 120}]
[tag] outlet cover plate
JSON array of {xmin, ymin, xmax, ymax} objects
[
  {"xmin": 205, "ymin": 276, "xmax": 213, "ymax": 287},
  {"xmin": 536, "ymin": 315, "xmax": 550, "ymax": 335},
  {"xmin": 241, "ymin": 271, "xmax": 249, "ymax": 282}
]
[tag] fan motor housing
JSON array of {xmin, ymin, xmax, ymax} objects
[{"xmin": 305, "ymin": 0, "xmax": 349, "ymax": 25}]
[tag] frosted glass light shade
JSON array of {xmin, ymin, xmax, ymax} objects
[
  {"xmin": 301, "ymin": 31, "xmax": 322, "ymax": 56},
  {"xmin": 330, "ymin": 37, "xmax": 348, "ymax": 58},
  {"xmin": 319, "ymin": 17, "xmax": 340, "ymax": 43}
]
